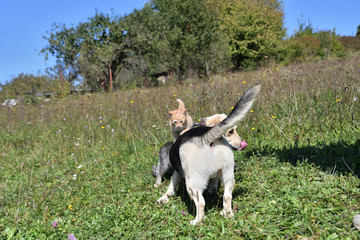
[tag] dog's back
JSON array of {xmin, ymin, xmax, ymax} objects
[{"xmin": 169, "ymin": 127, "xmax": 212, "ymax": 176}]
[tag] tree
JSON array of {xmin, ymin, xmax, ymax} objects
[
  {"xmin": 357, "ymin": 24, "xmax": 360, "ymax": 36},
  {"xmin": 76, "ymin": 13, "xmax": 128, "ymax": 90},
  {"xmin": 41, "ymin": 24, "xmax": 80, "ymax": 83},
  {"xmin": 150, "ymin": 0, "xmax": 224, "ymax": 81},
  {"xmin": 213, "ymin": 0, "xmax": 286, "ymax": 69},
  {"xmin": 124, "ymin": 3, "xmax": 171, "ymax": 81},
  {"xmin": 42, "ymin": 12, "xmax": 129, "ymax": 90}
]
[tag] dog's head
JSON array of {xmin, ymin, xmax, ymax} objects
[
  {"xmin": 168, "ymin": 99, "xmax": 188, "ymax": 130},
  {"xmin": 201, "ymin": 114, "xmax": 248, "ymax": 151},
  {"xmin": 224, "ymin": 125, "xmax": 248, "ymax": 151}
]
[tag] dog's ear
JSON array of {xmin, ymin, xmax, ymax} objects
[{"xmin": 168, "ymin": 110, "xmax": 175, "ymax": 117}]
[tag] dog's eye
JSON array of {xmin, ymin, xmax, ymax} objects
[
  {"xmin": 228, "ymin": 129, "xmax": 234, "ymax": 134},
  {"xmin": 173, "ymin": 120, "xmax": 178, "ymax": 124},
  {"xmin": 179, "ymin": 120, "xmax": 183, "ymax": 123}
]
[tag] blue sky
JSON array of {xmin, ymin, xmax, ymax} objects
[{"xmin": 0, "ymin": 0, "xmax": 359, "ymax": 85}]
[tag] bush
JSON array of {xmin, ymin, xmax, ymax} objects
[
  {"xmin": 284, "ymin": 28, "xmax": 346, "ymax": 63},
  {"xmin": 339, "ymin": 35, "xmax": 360, "ymax": 53},
  {"xmin": 0, "ymin": 73, "xmax": 64, "ymax": 102}
]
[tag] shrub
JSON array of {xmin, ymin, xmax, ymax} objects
[
  {"xmin": 339, "ymin": 35, "xmax": 360, "ymax": 53},
  {"xmin": 284, "ymin": 28, "xmax": 346, "ymax": 63}
]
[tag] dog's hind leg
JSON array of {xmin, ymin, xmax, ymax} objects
[
  {"xmin": 220, "ymin": 170, "xmax": 235, "ymax": 218},
  {"xmin": 154, "ymin": 175, "xmax": 162, "ymax": 188},
  {"xmin": 153, "ymin": 165, "xmax": 162, "ymax": 188},
  {"xmin": 156, "ymin": 171, "xmax": 181, "ymax": 204},
  {"xmin": 187, "ymin": 186, "xmax": 206, "ymax": 225}
]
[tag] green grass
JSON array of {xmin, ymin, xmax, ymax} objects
[{"xmin": 0, "ymin": 56, "xmax": 360, "ymax": 239}]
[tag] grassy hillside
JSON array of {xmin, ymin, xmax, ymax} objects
[{"xmin": 0, "ymin": 56, "xmax": 359, "ymax": 239}]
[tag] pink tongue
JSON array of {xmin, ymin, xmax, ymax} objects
[{"xmin": 237, "ymin": 141, "xmax": 248, "ymax": 151}]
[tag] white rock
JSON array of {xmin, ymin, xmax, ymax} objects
[
  {"xmin": 2, "ymin": 99, "xmax": 17, "ymax": 107},
  {"xmin": 353, "ymin": 214, "xmax": 360, "ymax": 230}
]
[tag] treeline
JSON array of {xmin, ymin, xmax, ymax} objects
[{"xmin": 1, "ymin": 0, "xmax": 360, "ymax": 101}]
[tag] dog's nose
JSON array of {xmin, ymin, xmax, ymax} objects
[{"xmin": 239, "ymin": 141, "xmax": 248, "ymax": 150}]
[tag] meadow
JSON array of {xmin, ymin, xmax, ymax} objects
[{"xmin": 0, "ymin": 56, "xmax": 360, "ymax": 239}]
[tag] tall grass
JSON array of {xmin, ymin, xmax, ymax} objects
[{"xmin": 0, "ymin": 56, "xmax": 359, "ymax": 239}]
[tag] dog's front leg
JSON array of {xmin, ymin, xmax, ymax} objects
[{"xmin": 156, "ymin": 171, "xmax": 181, "ymax": 204}]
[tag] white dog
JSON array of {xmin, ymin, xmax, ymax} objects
[
  {"xmin": 157, "ymin": 85, "xmax": 261, "ymax": 225},
  {"xmin": 152, "ymin": 113, "xmax": 248, "ymax": 188}
]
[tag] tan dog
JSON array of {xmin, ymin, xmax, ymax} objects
[
  {"xmin": 168, "ymin": 99, "xmax": 193, "ymax": 140},
  {"xmin": 200, "ymin": 114, "xmax": 247, "ymax": 151}
]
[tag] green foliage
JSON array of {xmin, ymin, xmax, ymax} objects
[
  {"xmin": 357, "ymin": 24, "xmax": 360, "ymax": 36},
  {"xmin": 41, "ymin": 0, "xmax": 226, "ymax": 87},
  {"xmin": 214, "ymin": 0, "xmax": 286, "ymax": 70},
  {"xmin": 41, "ymin": 25, "xmax": 80, "ymax": 83},
  {"xmin": 284, "ymin": 20, "xmax": 346, "ymax": 63},
  {"xmin": 340, "ymin": 35, "xmax": 360, "ymax": 53},
  {"xmin": 42, "ymin": 12, "xmax": 128, "ymax": 90},
  {"xmin": 76, "ymin": 12, "xmax": 128, "ymax": 90},
  {"xmin": 124, "ymin": 3, "xmax": 170, "ymax": 78},
  {"xmin": 151, "ymin": 0, "xmax": 225, "ymax": 80},
  {"xmin": 33, "ymin": 0, "xmax": 359, "ymax": 92},
  {"xmin": 0, "ymin": 73, "xmax": 60, "ymax": 102}
]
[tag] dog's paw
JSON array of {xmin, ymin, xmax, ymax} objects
[
  {"xmin": 154, "ymin": 183, "xmax": 160, "ymax": 188},
  {"xmin": 189, "ymin": 219, "xmax": 199, "ymax": 225},
  {"xmin": 156, "ymin": 196, "xmax": 169, "ymax": 204},
  {"xmin": 220, "ymin": 210, "xmax": 234, "ymax": 218}
]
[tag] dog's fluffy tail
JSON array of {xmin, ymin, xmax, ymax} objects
[
  {"xmin": 203, "ymin": 84, "xmax": 261, "ymax": 145},
  {"xmin": 176, "ymin": 99, "xmax": 186, "ymax": 112}
]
